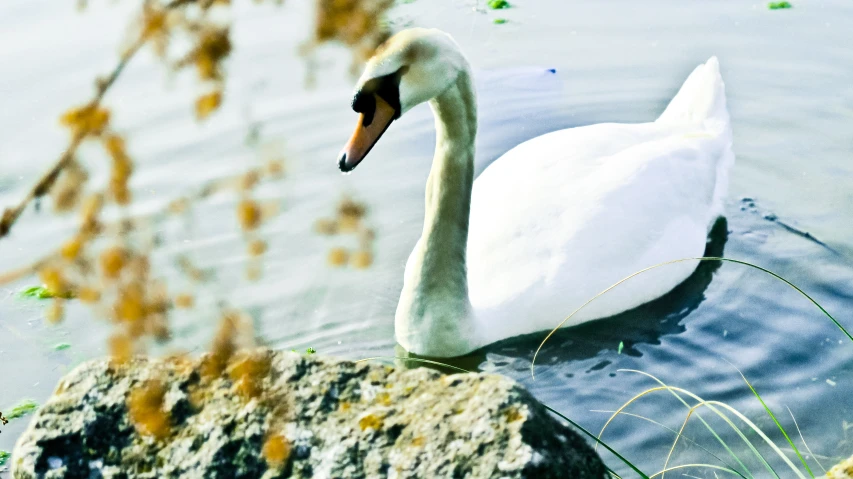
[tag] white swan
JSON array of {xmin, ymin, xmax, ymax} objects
[{"xmin": 337, "ymin": 28, "xmax": 734, "ymax": 358}]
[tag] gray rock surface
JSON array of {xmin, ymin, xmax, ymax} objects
[{"xmin": 12, "ymin": 349, "xmax": 608, "ymax": 478}]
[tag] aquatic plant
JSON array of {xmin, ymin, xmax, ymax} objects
[
  {"xmin": 768, "ymin": 1, "xmax": 793, "ymax": 9},
  {"xmin": 18, "ymin": 285, "xmax": 74, "ymax": 300},
  {"xmin": 6, "ymin": 399, "xmax": 39, "ymax": 420},
  {"xmin": 524, "ymin": 256, "xmax": 850, "ymax": 477}
]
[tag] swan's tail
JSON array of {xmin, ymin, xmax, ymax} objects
[
  {"xmin": 656, "ymin": 56, "xmax": 729, "ymax": 131},
  {"xmin": 658, "ymin": 57, "xmax": 734, "ymax": 227}
]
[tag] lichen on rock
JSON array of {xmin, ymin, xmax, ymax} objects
[{"xmin": 12, "ymin": 350, "xmax": 608, "ymax": 478}]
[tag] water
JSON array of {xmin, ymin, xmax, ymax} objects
[{"xmin": 1, "ymin": 0, "xmax": 852, "ymax": 476}]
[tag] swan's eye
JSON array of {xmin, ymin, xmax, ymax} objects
[{"xmin": 351, "ymin": 67, "xmax": 407, "ymax": 122}]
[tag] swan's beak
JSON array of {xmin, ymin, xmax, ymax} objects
[{"xmin": 338, "ymin": 94, "xmax": 397, "ymax": 173}]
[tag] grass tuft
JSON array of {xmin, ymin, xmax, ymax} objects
[{"xmin": 731, "ymin": 364, "xmax": 815, "ymax": 477}]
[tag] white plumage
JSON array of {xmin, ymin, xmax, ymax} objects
[
  {"xmin": 466, "ymin": 57, "xmax": 733, "ymax": 345},
  {"xmin": 344, "ymin": 29, "xmax": 734, "ymax": 357}
]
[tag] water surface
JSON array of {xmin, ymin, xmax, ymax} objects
[{"xmin": 1, "ymin": 0, "xmax": 852, "ymax": 476}]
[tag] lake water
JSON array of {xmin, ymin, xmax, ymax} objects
[{"xmin": 0, "ymin": 0, "xmax": 851, "ymax": 477}]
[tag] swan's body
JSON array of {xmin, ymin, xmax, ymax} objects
[{"xmin": 339, "ymin": 29, "xmax": 734, "ymax": 357}]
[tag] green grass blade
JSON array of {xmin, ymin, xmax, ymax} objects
[
  {"xmin": 598, "ymin": 382, "xmax": 759, "ymax": 478},
  {"xmin": 786, "ymin": 406, "xmax": 827, "ymax": 474},
  {"xmin": 729, "ymin": 364, "xmax": 815, "ymax": 478},
  {"xmin": 543, "ymin": 403, "xmax": 650, "ymax": 479},
  {"xmin": 617, "ymin": 370, "xmax": 783, "ymax": 479},
  {"xmin": 593, "ymin": 409, "xmax": 749, "ymax": 479},
  {"xmin": 650, "ymin": 463, "xmax": 745, "ymax": 478}
]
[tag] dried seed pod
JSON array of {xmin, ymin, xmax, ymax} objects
[
  {"xmin": 314, "ymin": 218, "xmax": 338, "ymax": 235},
  {"xmin": 240, "ymin": 170, "xmax": 260, "ymax": 191},
  {"xmin": 195, "ymin": 91, "xmax": 223, "ymax": 120},
  {"xmin": 78, "ymin": 286, "xmax": 101, "ymax": 304},
  {"xmin": 247, "ymin": 239, "xmax": 267, "ymax": 257},
  {"xmin": 192, "ymin": 28, "xmax": 232, "ymax": 82},
  {"xmin": 39, "ymin": 266, "xmax": 66, "ymax": 295},
  {"xmin": 168, "ymin": 197, "xmax": 189, "ymax": 214},
  {"xmin": 147, "ymin": 314, "xmax": 171, "ymax": 342},
  {"xmin": 109, "ymin": 334, "xmax": 134, "ymax": 365},
  {"xmin": 359, "ymin": 227, "xmax": 376, "ymax": 243},
  {"xmin": 141, "ymin": 5, "xmax": 167, "ymax": 40},
  {"xmin": 264, "ymin": 159, "xmax": 285, "ymax": 178},
  {"xmin": 80, "ymin": 193, "xmax": 104, "ymax": 226},
  {"xmin": 246, "ymin": 262, "xmax": 262, "ymax": 281},
  {"xmin": 351, "ymin": 250, "xmax": 373, "ymax": 269},
  {"xmin": 327, "ymin": 247, "xmax": 349, "ymax": 267},
  {"xmin": 100, "ymin": 247, "xmax": 127, "ymax": 279},
  {"xmin": 337, "ymin": 197, "xmax": 366, "ymax": 219},
  {"xmin": 337, "ymin": 215, "xmax": 360, "ymax": 233},
  {"xmin": 200, "ymin": 313, "xmax": 239, "ymax": 379},
  {"xmin": 114, "ymin": 282, "xmax": 146, "ymax": 324},
  {"xmin": 237, "ymin": 199, "xmax": 262, "ymax": 231},
  {"xmin": 60, "ymin": 236, "xmax": 83, "ymax": 261},
  {"xmin": 60, "ymin": 105, "xmax": 110, "ymax": 137},
  {"xmin": 174, "ymin": 294, "xmax": 194, "ymax": 309},
  {"xmin": 260, "ymin": 201, "xmax": 280, "ymax": 221},
  {"xmin": 46, "ymin": 299, "xmax": 64, "ymax": 325},
  {"xmin": 51, "ymin": 159, "xmax": 88, "ymax": 213}
]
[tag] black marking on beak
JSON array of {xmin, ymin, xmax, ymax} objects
[{"xmin": 338, "ymin": 151, "xmax": 353, "ymax": 173}]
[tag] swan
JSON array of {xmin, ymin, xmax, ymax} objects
[{"xmin": 337, "ymin": 28, "xmax": 734, "ymax": 358}]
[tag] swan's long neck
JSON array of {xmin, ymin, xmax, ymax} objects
[{"xmin": 395, "ymin": 70, "xmax": 480, "ymax": 357}]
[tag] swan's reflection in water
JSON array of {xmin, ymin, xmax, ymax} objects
[{"xmin": 395, "ymin": 217, "xmax": 729, "ymax": 375}]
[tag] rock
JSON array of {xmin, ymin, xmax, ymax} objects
[
  {"xmin": 12, "ymin": 350, "xmax": 608, "ymax": 479},
  {"xmin": 826, "ymin": 454, "xmax": 853, "ymax": 479}
]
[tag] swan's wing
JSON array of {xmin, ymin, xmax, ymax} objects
[{"xmin": 466, "ymin": 121, "xmax": 733, "ymax": 338}]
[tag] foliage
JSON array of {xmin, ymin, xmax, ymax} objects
[
  {"xmin": 6, "ymin": 399, "xmax": 39, "ymax": 420},
  {"xmin": 768, "ymin": 2, "xmax": 792, "ymax": 9},
  {"xmin": 487, "ymin": 0, "xmax": 511, "ymax": 10},
  {"xmin": 19, "ymin": 286, "xmax": 74, "ymax": 300},
  {"xmin": 0, "ymin": 0, "xmax": 387, "ymax": 365}
]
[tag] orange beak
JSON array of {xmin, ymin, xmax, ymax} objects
[{"xmin": 338, "ymin": 94, "xmax": 397, "ymax": 172}]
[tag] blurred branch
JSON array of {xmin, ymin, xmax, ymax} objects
[
  {"xmin": 0, "ymin": 161, "xmax": 283, "ymax": 287},
  {"xmin": 0, "ymin": 14, "xmax": 155, "ymax": 240}
]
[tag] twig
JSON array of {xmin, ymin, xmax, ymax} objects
[
  {"xmin": 0, "ymin": 1, "xmax": 185, "ymax": 241},
  {"xmin": 0, "ymin": 164, "xmax": 277, "ymax": 286}
]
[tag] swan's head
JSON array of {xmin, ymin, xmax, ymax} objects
[{"xmin": 337, "ymin": 28, "xmax": 467, "ymax": 172}]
